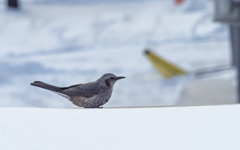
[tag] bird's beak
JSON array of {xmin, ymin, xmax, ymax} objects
[{"xmin": 115, "ymin": 76, "xmax": 125, "ymax": 80}]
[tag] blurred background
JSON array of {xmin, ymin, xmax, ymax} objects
[{"xmin": 0, "ymin": 0, "xmax": 236, "ymax": 108}]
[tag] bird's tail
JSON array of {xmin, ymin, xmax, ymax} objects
[{"xmin": 31, "ymin": 81, "xmax": 60, "ymax": 92}]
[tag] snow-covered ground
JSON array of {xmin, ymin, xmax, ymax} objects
[
  {"xmin": 1, "ymin": 105, "xmax": 240, "ymax": 150},
  {"xmin": 0, "ymin": 0, "xmax": 232, "ymax": 108}
]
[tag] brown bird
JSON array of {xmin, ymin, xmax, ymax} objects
[{"xmin": 31, "ymin": 73, "xmax": 125, "ymax": 108}]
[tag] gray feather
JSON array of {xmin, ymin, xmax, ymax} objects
[
  {"xmin": 60, "ymin": 83, "xmax": 99, "ymax": 98},
  {"xmin": 31, "ymin": 81, "xmax": 60, "ymax": 92}
]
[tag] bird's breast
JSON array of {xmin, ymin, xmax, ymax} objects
[{"xmin": 70, "ymin": 89, "xmax": 112, "ymax": 108}]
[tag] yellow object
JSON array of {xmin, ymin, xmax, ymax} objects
[{"xmin": 145, "ymin": 49, "xmax": 186, "ymax": 78}]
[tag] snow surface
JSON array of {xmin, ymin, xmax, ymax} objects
[
  {"xmin": 1, "ymin": 105, "xmax": 240, "ymax": 150},
  {"xmin": 0, "ymin": 0, "xmax": 232, "ymax": 108}
]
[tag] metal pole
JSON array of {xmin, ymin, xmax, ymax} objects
[
  {"xmin": 7, "ymin": 0, "xmax": 19, "ymax": 9},
  {"xmin": 230, "ymin": 25, "xmax": 240, "ymax": 103}
]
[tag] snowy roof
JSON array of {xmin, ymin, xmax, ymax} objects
[{"xmin": 1, "ymin": 104, "xmax": 239, "ymax": 150}]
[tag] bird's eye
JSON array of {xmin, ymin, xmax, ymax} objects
[{"xmin": 110, "ymin": 77, "xmax": 114, "ymax": 79}]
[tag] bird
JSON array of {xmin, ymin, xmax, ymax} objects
[{"xmin": 31, "ymin": 73, "xmax": 125, "ymax": 108}]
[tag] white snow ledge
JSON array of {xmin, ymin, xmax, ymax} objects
[{"xmin": 1, "ymin": 105, "xmax": 240, "ymax": 150}]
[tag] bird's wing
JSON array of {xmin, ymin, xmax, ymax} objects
[{"xmin": 59, "ymin": 83, "xmax": 99, "ymax": 98}]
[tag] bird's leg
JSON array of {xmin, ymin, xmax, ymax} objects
[
  {"xmin": 93, "ymin": 106, "xmax": 103, "ymax": 108},
  {"xmin": 84, "ymin": 106, "xmax": 103, "ymax": 109},
  {"xmin": 95, "ymin": 106, "xmax": 103, "ymax": 109}
]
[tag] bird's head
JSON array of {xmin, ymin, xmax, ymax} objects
[{"xmin": 96, "ymin": 73, "xmax": 125, "ymax": 87}]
